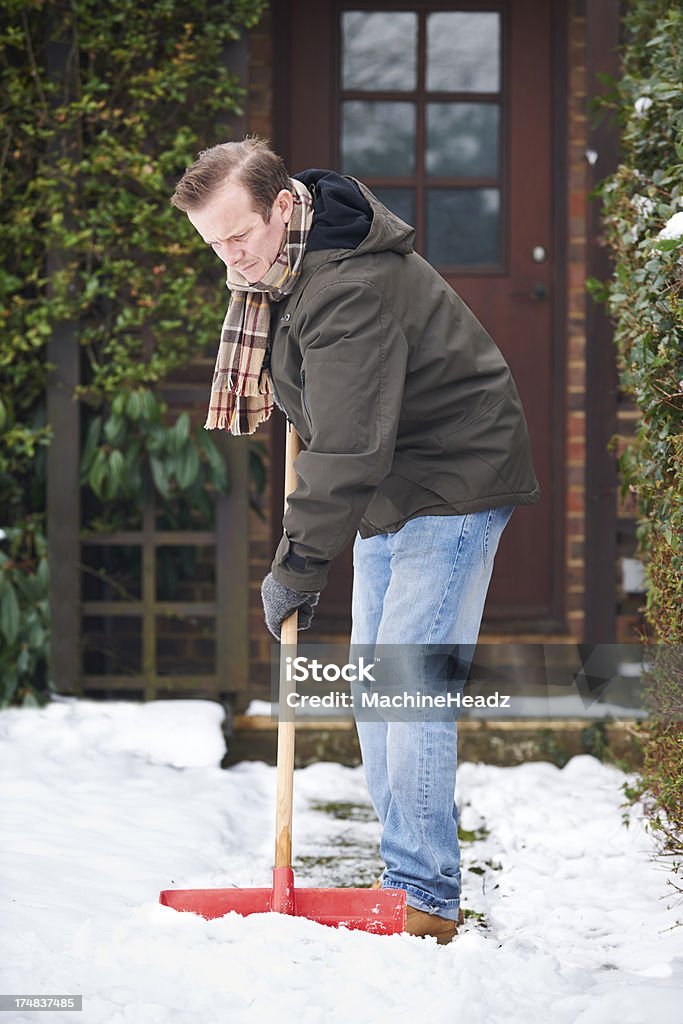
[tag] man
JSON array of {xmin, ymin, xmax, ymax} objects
[{"xmin": 171, "ymin": 137, "xmax": 540, "ymax": 943}]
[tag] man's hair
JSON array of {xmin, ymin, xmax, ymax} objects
[{"xmin": 170, "ymin": 137, "xmax": 291, "ymax": 222}]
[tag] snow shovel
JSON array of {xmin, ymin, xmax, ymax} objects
[{"xmin": 160, "ymin": 424, "xmax": 406, "ymax": 935}]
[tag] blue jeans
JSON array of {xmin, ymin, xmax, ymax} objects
[{"xmin": 349, "ymin": 508, "xmax": 514, "ymax": 920}]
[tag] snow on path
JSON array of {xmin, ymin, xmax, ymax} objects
[{"xmin": 0, "ymin": 698, "xmax": 681, "ymax": 1024}]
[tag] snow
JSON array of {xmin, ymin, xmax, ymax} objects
[
  {"xmin": 1, "ymin": 697, "xmax": 681, "ymax": 1024},
  {"xmin": 245, "ymin": 698, "xmax": 275, "ymax": 716},
  {"xmin": 632, "ymin": 195, "xmax": 655, "ymax": 220},
  {"xmin": 658, "ymin": 211, "xmax": 683, "ymax": 241}
]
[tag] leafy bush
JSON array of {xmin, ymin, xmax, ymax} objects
[
  {"xmin": 80, "ymin": 393, "xmax": 229, "ymax": 532},
  {"xmin": 0, "ymin": 0, "xmax": 266, "ymax": 702},
  {"xmin": 0, "ymin": 522, "xmax": 51, "ymax": 707},
  {"xmin": 592, "ymin": 0, "xmax": 683, "ymax": 869}
]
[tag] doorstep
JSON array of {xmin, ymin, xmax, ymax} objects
[{"xmin": 223, "ymin": 715, "xmax": 643, "ymax": 769}]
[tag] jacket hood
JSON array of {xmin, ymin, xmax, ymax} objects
[
  {"xmin": 293, "ymin": 168, "xmax": 415, "ymax": 260},
  {"xmin": 353, "ymin": 179, "xmax": 415, "ymax": 257}
]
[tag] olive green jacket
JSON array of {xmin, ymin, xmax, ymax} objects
[{"xmin": 268, "ymin": 182, "xmax": 540, "ymax": 593}]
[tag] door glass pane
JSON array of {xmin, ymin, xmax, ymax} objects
[
  {"xmin": 341, "ymin": 102, "xmax": 415, "ymax": 176},
  {"xmin": 426, "ymin": 189, "xmax": 500, "ymax": 266},
  {"xmin": 427, "ymin": 103, "xmax": 499, "ymax": 177},
  {"xmin": 427, "ymin": 12, "xmax": 501, "ymax": 92},
  {"xmin": 371, "ymin": 188, "xmax": 415, "ymax": 227},
  {"xmin": 342, "ymin": 11, "xmax": 418, "ymax": 91}
]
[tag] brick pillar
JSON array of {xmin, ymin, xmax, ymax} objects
[{"xmin": 565, "ymin": 8, "xmax": 589, "ymax": 640}]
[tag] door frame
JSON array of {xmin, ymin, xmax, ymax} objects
[
  {"xmin": 270, "ymin": 0, "xmax": 571, "ymax": 635},
  {"xmin": 584, "ymin": 0, "xmax": 620, "ymax": 644}
]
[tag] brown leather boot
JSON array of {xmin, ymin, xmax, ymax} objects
[
  {"xmin": 405, "ymin": 906, "xmax": 464, "ymax": 944},
  {"xmin": 371, "ymin": 880, "xmax": 465, "ymax": 941}
]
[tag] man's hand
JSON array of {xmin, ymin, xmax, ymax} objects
[{"xmin": 261, "ymin": 573, "xmax": 320, "ymax": 640}]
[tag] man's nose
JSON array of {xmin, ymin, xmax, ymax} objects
[
  {"xmin": 223, "ymin": 240, "xmax": 244, "ymax": 265},
  {"xmin": 215, "ymin": 240, "xmax": 241, "ymax": 266}
]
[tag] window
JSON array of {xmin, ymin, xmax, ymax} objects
[{"xmin": 338, "ymin": 7, "xmax": 504, "ymax": 271}]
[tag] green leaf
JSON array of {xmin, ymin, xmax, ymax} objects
[
  {"xmin": 147, "ymin": 425, "xmax": 166, "ymax": 454},
  {"xmin": 88, "ymin": 448, "xmax": 108, "ymax": 499},
  {"xmin": 174, "ymin": 444, "xmax": 200, "ymax": 489},
  {"xmin": 111, "ymin": 394, "xmax": 126, "ymax": 417},
  {"xmin": 36, "ymin": 558, "xmax": 49, "ymax": 589},
  {"xmin": 127, "ymin": 390, "xmax": 143, "ymax": 420},
  {"xmin": 1, "ymin": 670, "xmax": 19, "ymax": 709},
  {"xmin": 103, "ymin": 414, "xmax": 127, "ymax": 446},
  {"xmin": 108, "ymin": 448, "xmax": 126, "ymax": 488},
  {"xmin": 175, "ymin": 412, "xmax": 191, "ymax": 444},
  {"xmin": 652, "ymin": 238, "xmax": 681, "ymax": 252},
  {"xmin": 141, "ymin": 389, "xmax": 158, "ymax": 421},
  {"xmin": 81, "ymin": 417, "xmax": 103, "ymax": 473},
  {"xmin": 0, "ymin": 582, "xmax": 21, "ymax": 645},
  {"xmin": 150, "ymin": 456, "xmax": 171, "ymax": 498},
  {"xmin": 197, "ymin": 431, "xmax": 228, "ymax": 491}
]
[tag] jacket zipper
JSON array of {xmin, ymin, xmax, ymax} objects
[
  {"xmin": 263, "ymin": 346, "xmax": 291, "ymax": 424},
  {"xmin": 300, "ymin": 369, "xmax": 312, "ymax": 429}
]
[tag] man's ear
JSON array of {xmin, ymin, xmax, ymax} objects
[{"xmin": 276, "ymin": 188, "xmax": 295, "ymax": 224}]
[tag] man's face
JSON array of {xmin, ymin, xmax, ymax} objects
[{"xmin": 187, "ymin": 179, "xmax": 294, "ymax": 285}]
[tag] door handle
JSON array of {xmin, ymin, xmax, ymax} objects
[{"xmin": 511, "ymin": 283, "xmax": 548, "ymax": 301}]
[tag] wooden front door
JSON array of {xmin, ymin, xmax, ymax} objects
[{"xmin": 274, "ymin": 0, "xmax": 563, "ymax": 633}]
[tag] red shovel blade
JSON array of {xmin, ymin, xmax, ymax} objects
[{"xmin": 160, "ymin": 873, "xmax": 406, "ymax": 935}]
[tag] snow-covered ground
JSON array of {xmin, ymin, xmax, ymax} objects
[{"xmin": 1, "ymin": 697, "xmax": 681, "ymax": 1024}]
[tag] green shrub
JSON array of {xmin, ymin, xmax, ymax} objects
[
  {"xmin": 0, "ymin": 522, "xmax": 51, "ymax": 706},
  {"xmin": 0, "ymin": 0, "xmax": 267, "ymax": 702},
  {"xmin": 592, "ymin": 0, "xmax": 683, "ymax": 868}
]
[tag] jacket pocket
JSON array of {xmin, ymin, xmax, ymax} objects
[{"xmin": 299, "ymin": 354, "xmax": 372, "ymax": 454}]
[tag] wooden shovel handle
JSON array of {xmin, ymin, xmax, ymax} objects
[{"xmin": 275, "ymin": 424, "xmax": 301, "ymax": 870}]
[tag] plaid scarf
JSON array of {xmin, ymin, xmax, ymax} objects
[{"xmin": 204, "ymin": 178, "xmax": 314, "ymax": 435}]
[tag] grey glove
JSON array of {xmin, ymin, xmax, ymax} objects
[{"xmin": 261, "ymin": 572, "xmax": 320, "ymax": 640}]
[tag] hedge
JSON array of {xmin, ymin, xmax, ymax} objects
[
  {"xmin": 592, "ymin": 0, "xmax": 683, "ymax": 869},
  {"xmin": 0, "ymin": 0, "xmax": 267, "ymax": 703}
]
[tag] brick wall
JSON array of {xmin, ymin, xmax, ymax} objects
[
  {"xmin": 566, "ymin": 7, "xmax": 644, "ymax": 645},
  {"xmin": 566, "ymin": 10, "xmax": 589, "ymax": 640}
]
